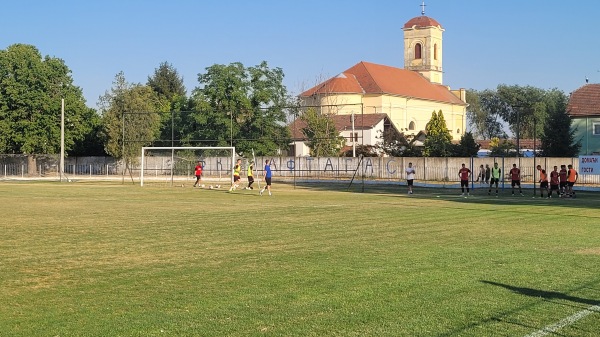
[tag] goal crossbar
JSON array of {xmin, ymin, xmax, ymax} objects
[{"xmin": 140, "ymin": 146, "xmax": 235, "ymax": 187}]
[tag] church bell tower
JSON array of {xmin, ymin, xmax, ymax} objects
[{"xmin": 403, "ymin": 2, "xmax": 444, "ymax": 84}]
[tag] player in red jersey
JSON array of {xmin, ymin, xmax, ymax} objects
[
  {"xmin": 509, "ymin": 163, "xmax": 524, "ymax": 196},
  {"xmin": 558, "ymin": 164, "xmax": 568, "ymax": 197},
  {"xmin": 458, "ymin": 163, "xmax": 471, "ymax": 196},
  {"xmin": 193, "ymin": 160, "xmax": 203, "ymax": 187},
  {"xmin": 549, "ymin": 166, "xmax": 559, "ymax": 198}
]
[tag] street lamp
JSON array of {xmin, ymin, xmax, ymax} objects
[{"xmin": 511, "ymin": 102, "xmax": 524, "ymax": 158}]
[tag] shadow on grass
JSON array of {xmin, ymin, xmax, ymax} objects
[
  {"xmin": 435, "ymin": 280, "xmax": 600, "ymax": 336},
  {"xmin": 286, "ymin": 181, "xmax": 600, "ymax": 212},
  {"xmin": 481, "ymin": 280, "xmax": 600, "ymax": 306}
]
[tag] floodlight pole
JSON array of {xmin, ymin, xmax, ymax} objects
[{"xmin": 60, "ymin": 98, "xmax": 65, "ymax": 182}]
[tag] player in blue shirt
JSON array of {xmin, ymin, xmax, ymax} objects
[{"xmin": 260, "ymin": 159, "xmax": 272, "ymax": 196}]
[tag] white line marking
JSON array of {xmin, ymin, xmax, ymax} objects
[{"xmin": 524, "ymin": 304, "xmax": 600, "ymax": 337}]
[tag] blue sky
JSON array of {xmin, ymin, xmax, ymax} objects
[{"xmin": 2, "ymin": 0, "xmax": 599, "ymax": 109}]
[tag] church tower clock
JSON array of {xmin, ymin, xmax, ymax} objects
[{"xmin": 403, "ymin": 2, "xmax": 444, "ymax": 84}]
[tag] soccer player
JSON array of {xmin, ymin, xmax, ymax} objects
[
  {"xmin": 193, "ymin": 160, "xmax": 203, "ymax": 187},
  {"xmin": 405, "ymin": 162, "xmax": 416, "ymax": 194},
  {"xmin": 475, "ymin": 164, "xmax": 485, "ymax": 184},
  {"xmin": 539, "ymin": 168, "xmax": 549, "ymax": 198},
  {"xmin": 458, "ymin": 163, "xmax": 471, "ymax": 196},
  {"xmin": 549, "ymin": 166, "xmax": 559, "ymax": 198},
  {"xmin": 559, "ymin": 164, "xmax": 568, "ymax": 197},
  {"xmin": 246, "ymin": 161, "xmax": 255, "ymax": 190},
  {"xmin": 229, "ymin": 158, "xmax": 242, "ymax": 192},
  {"xmin": 566, "ymin": 164, "xmax": 578, "ymax": 198},
  {"xmin": 509, "ymin": 163, "xmax": 524, "ymax": 196},
  {"xmin": 488, "ymin": 162, "xmax": 501, "ymax": 196},
  {"xmin": 260, "ymin": 159, "xmax": 272, "ymax": 196}
]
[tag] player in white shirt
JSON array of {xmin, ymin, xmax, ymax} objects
[{"xmin": 405, "ymin": 162, "xmax": 416, "ymax": 194}]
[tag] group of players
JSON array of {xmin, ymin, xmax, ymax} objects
[
  {"xmin": 457, "ymin": 163, "xmax": 579, "ymax": 198},
  {"xmin": 405, "ymin": 162, "xmax": 579, "ymax": 198},
  {"xmin": 192, "ymin": 158, "xmax": 273, "ymax": 196}
]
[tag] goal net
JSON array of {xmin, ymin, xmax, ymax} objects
[{"xmin": 140, "ymin": 146, "xmax": 235, "ymax": 187}]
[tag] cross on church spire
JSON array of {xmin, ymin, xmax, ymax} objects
[{"xmin": 421, "ymin": 1, "xmax": 426, "ymax": 15}]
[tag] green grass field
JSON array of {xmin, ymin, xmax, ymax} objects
[{"xmin": 1, "ymin": 181, "xmax": 599, "ymax": 336}]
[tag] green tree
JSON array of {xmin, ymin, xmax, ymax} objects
[
  {"xmin": 99, "ymin": 72, "xmax": 162, "ymax": 168},
  {"xmin": 68, "ymin": 113, "xmax": 106, "ymax": 156},
  {"xmin": 496, "ymin": 85, "xmax": 547, "ymax": 139},
  {"xmin": 467, "ymin": 89, "xmax": 505, "ymax": 139},
  {"xmin": 423, "ymin": 110, "xmax": 452, "ymax": 157},
  {"xmin": 147, "ymin": 61, "xmax": 187, "ymax": 146},
  {"xmin": 452, "ymin": 132, "xmax": 480, "ymax": 157},
  {"xmin": 300, "ymin": 108, "xmax": 345, "ymax": 157},
  {"xmin": 147, "ymin": 61, "xmax": 186, "ymax": 103},
  {"xmin": 376, "ymin": 128, "xmax": 422, "ymax": 157},
  {"xmin": 540, "ymin": 89, "xmax": 581, "ymax": 156},
  {"xmin": 187, "ymin": 61, "xmax": 290, "ymax": 155},
  {"xmin": 0, "ymin": 44, "xmax": 97, "ymax": 154},
  {"xmin": 489, "ymin": 137, "xmax": 516, "ymax": 157},
  {"xmin": 342, "ymin": 144, "xmax": 379, "ymax": 157}
]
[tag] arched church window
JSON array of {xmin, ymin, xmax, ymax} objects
[
  {"xmin": 434, "ymin": 44, "xmax": 438, "ymax": 60},
  {"xmin": 414, "ymin": 43, "xmax": 422, "ymax": 59},
  {"xmin": 409, "ymin": 121, "xmax": 416, "ymax": 131}
]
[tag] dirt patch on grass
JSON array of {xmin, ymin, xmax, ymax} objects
[{"xmin": 576, "ymin": 248, "xmax": 600, "ymax": 255}]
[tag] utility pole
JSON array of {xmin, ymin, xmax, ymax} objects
[
  {"xmin": 60, "ymin": 98, "xmax": 65, "ymax": 182},
  {"xmin": 351, "ymin": 111, "xmax": 356, "ymax": 157}
]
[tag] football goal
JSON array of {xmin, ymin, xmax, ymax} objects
[{"xmin": 140, "ymin": 146, "xmax": 235, "ymax": 187}]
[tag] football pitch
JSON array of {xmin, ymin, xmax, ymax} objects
[{"xmin": 1, "ymin": 181, "xmax": 599, "ymax": 336}]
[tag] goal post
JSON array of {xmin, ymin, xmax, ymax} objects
[{"xmin": 140, "ymin": 146, "xmax": 235, "ymax": 187}]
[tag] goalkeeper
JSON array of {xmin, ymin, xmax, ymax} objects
[{"xmin": 193, "ymin": 161, "xmax": 203, "ymax": 187}]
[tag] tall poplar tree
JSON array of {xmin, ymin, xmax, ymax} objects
[{"xmin": 424, "ymin": 110, "xmax": 452, "ymax": 157}]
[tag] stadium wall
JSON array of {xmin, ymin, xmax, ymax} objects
[{"xmin": 1, "ymin": 155, "xmax": 595, "ymax": 185}]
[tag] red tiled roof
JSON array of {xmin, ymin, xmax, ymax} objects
[
  {"xmin": 403, "ymin": 15, "xmax": 442, "ymax": 29},
  {"xmin": 567, "ymin": 84, "xmax": 600, "ymax": 117},
  {"xmin": 300, "ymin": 61, "xmax": 466, "ymax": 105},
  {"xmin": 289, "ymin": 113, "xmax": 389, "ymax": 140},
  {"xmin": 301, "ymin": 73, "xmax": 364, "ymax": 96}
]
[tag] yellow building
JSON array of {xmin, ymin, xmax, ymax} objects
[{"xmin": 299, "ymin": 9, "xmax": 467, "ymax": 143}]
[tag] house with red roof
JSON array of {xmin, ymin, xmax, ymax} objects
[
  {"xmin": 567, "ymin": 83, "xmax": 600, "ymax": 155},
  {"xmin": 289, "ymin": 113, "xmax": 400, "ymax": 156},
  {"xmin": 291, "ymin": 7, "xmax": 467, "ymax": 156}
]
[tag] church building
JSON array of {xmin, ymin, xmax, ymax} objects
[{"xmin": 293, "ymin": 4, "xmax": 468, "ymax": 156}]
